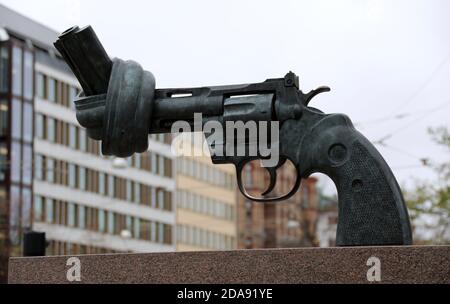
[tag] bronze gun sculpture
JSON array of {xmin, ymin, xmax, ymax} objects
[{"xmin": 54, "ymin": 25, "xmax": 412, "ymax": 246}]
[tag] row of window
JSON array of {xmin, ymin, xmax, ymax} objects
[
  {"xmin": 177, "ymin": 190, "xmax": 235, "ymax": 221},
  {"xmin": 46, "ymin": 240, "xmax": 121, "ymax": 256},
  {"xmin": 35, "ymin": 72, "xmax": 79, "ymax": 108},
  {"xmin": 0, "ymin": 45, "xmax": 33, "ymax": 99},
  {"xmin": 178, "ymin": 157, "xmax": 235, "ymax": 190},
  {"xmin": 35, "ymin": 113, "xmax": 173, "ymax": 177},
  {"xmin": 34, "ymin": 195, "xmax": 173, "ymax": 244},
  {"xmin": 35, "ymin": 154, "xmax": 173, "ymax": 211},
  {"xmin": 177, "ymin": 224, "xmax": 235, "ymax": 250}
]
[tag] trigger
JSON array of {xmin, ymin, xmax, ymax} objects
[{"xmin": 261, "ymin": 167, "xmax": 277, "ymax": 196}]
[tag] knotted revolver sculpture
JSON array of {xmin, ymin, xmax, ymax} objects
[{"xmin": 55, "ymin": 26, "xmax": 412, "ymax": 246}]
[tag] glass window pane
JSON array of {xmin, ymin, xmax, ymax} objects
[
  {"xmin": 22, "ymin": 144, "xmax": 32, "ymax": 185},
  {"xmin": 0, "ymin": 47, "xmax": 9, "ymax": 93},
  {"xmin": 151, "ymin": 154, "xmax": 157, "ymax": 174},
  {"xmin": 79, "ymin": 128, "xmax": 86, "ymax": 151},
  {"xmin": 69, "ymin": 86, "xmax": 77, "ymax": 103},
  {"xmin": 36, "ymin": 73, "xmax": 45, "ymax": 98},
  {"xmin": 34, "ymin": 195, "xmax": 43, "ymax": 221},
  {"xmin": 35, "ymin": 113, "xmax": 44, "ymax": 139},
  {"xmin": 78, "ymin": 167, "xmax": 86, "ymax": 190},
  {"xmin": 10, "ymin": 141, "xmax": 21, "ymax": 183},
  {"xmin": 68, "ymin": 164, "xmax": 76, "ymax": 187},
  {"xmin": 23, "ymin": 102, "xmax": 33, "ymax": 142},
  {"xmin": 9, "ymin": 186, "xmax": 21, "ymax": 245},
  {"xmin": 24, "ymin": 51, "xmax": 33, "ymax": 100},
  {"xmin": 126, "ymin": 180, "xmax": 132, "ymax": 201},
  {"xmin": 134, "ymin": 218, "xmax": 140, "ymax": 238},
  {"xmin": 35, "ymin": 154, "xmax": 43, "ymax": 180},
  {"xmin": 46, "ymin": 158, "xmax": 54, "ymax": 183},
  {"xmin": 21, "ymin": 188, "xmax": 32, "ymax": 228},
  {"xmin": 69, "ymin": 125, "xmax": 77, "ymax": 148},
  {"xmin": 98, "ymin": 172, "xmax": 105, "ymax": 195},
  {"xmin": 134, "ymin": 182, "xmax": 140, "ymax": 203},
  {"xmin": 47, "ymin": 78, "xmax": 56, "ymax": 102},
  {"xmin": 12, "ymin": 46, "xmax": 22, "ymax": 96},
  {"xmin": 98, "ymin": 210, "xmax": 105, "ymax": 232},
  {"xmin": 158, "ymin": 156, "xmax": 165, "ymax": 176},
  {"xmin": 108, "ymin": 175, "xmax": 114, "ymax": 197},
  {"xmin": 0, "ymin": 143, "xmax": 6, "ymax": 182},
  {"xmin": 11, "ymin": 98, "xmax": 22, "ymax": 140},
  {"xmin": 78, "ymin": 206, "xmax": 85, "ymax": 229},
  {"xmin": 0, "ymin": 100, "xmax": 8, "ymax": 136},
  {"xmin": 45, "ymin": 198, "xmax": 53, "ymax": 223},
  {"xmin": 47, "ymin": 117, "xmax": 55, "ymax": 142},
  {"xmin": 107, "ymin": 211, "xmax": 114, "ymax": 234}
]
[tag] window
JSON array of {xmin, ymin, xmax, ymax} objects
[
  {"xmin": 23, "ymin": 102, "xmax": 33, "ymax": 142},
  {"xmin": 22, "ymin": 144, "xmax": 32, "ymax": 185},
  {"xmin": 45, "ymin": 198, "xmax": 53, "ymax": 223},
  {"xmin": 133, "ymin": 182, "xmax": 140, "ymax": 203},
  {"xmin": 24, "ymin": 51, "xmax": 33, "ymax": 99},
  {"xmin": 12, "ymin": 46, "xmax": 22, "ymax": 96},
  {"xmin": 35, "ymin": 155, "xmax": 43, "ymax": 180},
  {"xmin": 9, "ymin": 186, "xmax": 20, "ymax": 245},
  {"xmin": 151, "ymin": 154, "xmax": 157, "ymax": 174},
  {"xmin": 98, "ymin": 173, "xmax": 105, "ymax": 195},
  {"xmin": 78, "ymin": 205, "xmax": 85, "ymax": 229},
  {"xmin": 151, "ymin": 221, "xmax": 157, "ymax": 242},
  {"xmin": 47, "ymin": 117, "xmax": 55, "ymax": 142},
  {"xmin": 10, "ymin": 141, "xmax": 21, "ymax": 183},
  {"xmin": 158, "ymin": 190, "xmax": 164, "ymax": 209},
  {"xmin": 69, "ymin": 86, "xmax": 77, "ymax": 103},
  {"xmin": 107, "ymin": 211, "xmax": 114, "ymax": 234},
  {"xmin": 69, "ymin": 125, "xmax": 77, "ymax": 148},
  {"xmin": 134, "ymin": 218, "xmax": 140, "ymax": 238},
  {"xmin": 46, "ymin": 158, "xmax": 54, "ymax": 183},
  {"xmin": 0, "ymin": 46, "xmax": 8, "ymax": 92},
  {"xmin": 36, "ymin": 73, "xmax": 46, "ymax": 99},
  {"xmin": 107, "ymin": 175, "xmax": 114, "ymax": 197},
  {"xmin": 68, "ymin": 203, "xmax": 76, "ymax": 227},
  {"xmin": 134, "ymin": 154, "xmax": 141, "ymax": 168},
  {"xmin": 34, "ymin": 196, "xmax": 43, "ymax": 221},
  {"xmin": 35, "ymin": 113, "xmax": 44, "ymax": 139},
  {"xmin": 0, "ymin": 100, "xmax": 8, "ymax": 136},
  {"xmin": 78, "ymin": 167, "xmax": 86, "ymax": 190},
  {"xmin": 47, "ymin": 77, "xmax": 56, "ymax": 102},
  {"xmin": 68, "ymin": 164, "xmax": 76, "ymax": 188},
  {"xmin": 19, "ymin": 188, "xmax": 31, "ymax": 228},
  {"xmin": 79, "ymin": 128, "xmax": 86, "ymax": 151},
  {"xmin": 11, "ymin": 98, "xmax": 21, "ymax": 140},
  {"xmin": 98, "ymin": 210, "xmax": 105, "ymax": 232},
  {"xmin": 158, "ymin": 156, "xmax": 165, "ymax": 176},
  {"xmin": 126, "ymin": 180, "xmax": 132, "ymax": 201}
]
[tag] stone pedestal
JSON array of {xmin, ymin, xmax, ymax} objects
[{"xmin": 8, "ymin": 246, "xmax": 449, "ymax": 284}]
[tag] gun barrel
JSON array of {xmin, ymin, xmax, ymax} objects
[{"xmin": 54, "ymin": 25, "xmax": 112, "ymax": 95}]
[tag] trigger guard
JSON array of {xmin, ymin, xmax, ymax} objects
[{"xmin": 236, "ymin": 160, "xmax": 302, "ymax": 203}]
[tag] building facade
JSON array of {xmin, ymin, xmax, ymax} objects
[
  {"xmin": 0, "ymin": 4, "xmax": 176, "ymax": 282},
  {"xmin": 175, "ymin": 137, "xmax": 237, "ymax": 251},
  {"xmin": 237, "ymin": 162, "xmax": 320, "ymax": 249}
]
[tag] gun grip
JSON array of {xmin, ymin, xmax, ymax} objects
[{"xmin": 298, "ymin": 113, "xmax": 413, "ymax": 246}]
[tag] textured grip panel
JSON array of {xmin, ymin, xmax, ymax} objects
[
  {"xmin": 333, "ymin": 141, "xmax": 408, "ymax": 246},
  {"xmin": 295, "ymin": 113, "xmax": 413, "ymax": 246}
]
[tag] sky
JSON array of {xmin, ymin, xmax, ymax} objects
[{"xmin": 1, "ymin": 0, "xmax": 449, "ymax": 195}]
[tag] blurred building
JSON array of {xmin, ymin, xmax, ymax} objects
[
  {"xmin": 237, "ymin": 162, "xmax": 320, "ymax": 249},
  {"xmin": 316, "ymin": 191, "xmax": 338, "ymax": 247},
  {"xmin": 0, "ymin": 4, "xmax": 176, "ymax": 282},
  {"xmin": 175, "ymin": 137, "xmax": 237, "ymax": 251}
]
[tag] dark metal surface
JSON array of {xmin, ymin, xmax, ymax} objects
[{"xmin": 54, "ymin": 25, "xmax": 413, "ymax": 246}]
